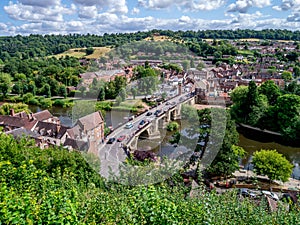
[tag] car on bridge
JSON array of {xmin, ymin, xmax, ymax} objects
[
  {"xmin": 154, "ymin": 110, "xmax": 162, "ymax": 116},
  {"xmin": 138, "ymin": 120, "xmax": 146, "ymax": 128},
  {"xmin": 146, "ymin": 111, "xmax": 152, "ymax": 116},
  {"xmin": 117, "ymin": 135, "xmax": 126, "ymax": 142},
  {"xmin": 107, "ymin": 137, "xmax": 116, "ymax": 144},
  {"xmin": 125, "ymin": 122, "xmax": 133, "ymax": 129}
]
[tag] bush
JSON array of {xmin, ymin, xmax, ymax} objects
[
  {"xmin": 22, "ymin": 93, "xmax": 34, "ymax": 104},
  {"xmin": 39, "ymin": 98, "xmax": 52, "ymax": 108},
  {"xmin": 53, "ymin": 99, "xmax": 65, "ymax": 107},
  {"xmin": 167, "ymin": 121, "xmax": 179, "ymax": 131},
  {"xmin": 28, "ymin": 98, "xmax": 39, "ymax": 106}
]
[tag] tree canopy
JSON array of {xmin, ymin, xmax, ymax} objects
[{"xmin": 252, "ymin": 149, "xmax": 293, "ymax": 182}]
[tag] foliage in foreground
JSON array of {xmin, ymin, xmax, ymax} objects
[{"xmin": 0, "ymin": 133, "xmax": 299, "ymax": 224}]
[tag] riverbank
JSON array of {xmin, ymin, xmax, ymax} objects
[
  {"xmin": 237, "ymin": 123, "xmax": 300, "ymax": 147},
  {"xmin": 232, "ymin": 170, "xmax": 300, "ymax": 192}
]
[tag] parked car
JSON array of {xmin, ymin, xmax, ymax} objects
[
  {"xmin": 125, "ymin": 122, "xmax": 133, "ymax": 129},
  {"xmin": 237, "ymin": 188, "xmax": 257, "ymax": 198},
  {"xmin": 262, "ymin": 191, "xmax": 279, "ymax": 201},
  {"xmin": 107, "ymin": 137, "xmax": 116, "ymax": 144},
  {"xmin": 117, "ymin": 135, "xmax": 126, "ymax": 142}
]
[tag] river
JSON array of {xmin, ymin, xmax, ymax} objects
[
  {"xmin": 29, "ymin": 105, "xmax": 300, "ymax": 179},
  {"xmin": 238, "ymin": 132, "xmax": 300, "ymax": 180}
]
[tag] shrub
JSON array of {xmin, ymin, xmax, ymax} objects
[{"xmin": 167, "ymin": 121, "xmax": 179, "ymax": 131}]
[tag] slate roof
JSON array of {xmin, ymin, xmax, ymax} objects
[
  {"xmin": 33, "ymin": 121, "xmax": 69, "ymax": 139},
  {"xmin": 64, "ymin": 138, "xmax": 89, "ymax": 151},
  {"xmin": 0, "ymin": 115, "xmax": 37, "ymax": 130},
  {"xmin": 6, "ymin": 127, "xmax": 41, "ymax": 139},
  {"xmin": 33, "ymin": 110, "xmax": 53, "ymax": 121},
  {"xmin": 77, "ymin": 111, "xmax": 104, "ymax": 131}
]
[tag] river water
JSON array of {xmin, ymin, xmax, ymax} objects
[{"xmin": 29, "ymin": 105, "xmax": 300, "ymax": 179}]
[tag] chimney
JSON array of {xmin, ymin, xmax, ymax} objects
[
  {"xmin": 10, "ymin": 108, "xmax": 15, "ymax": 117},
  {"xmin": 28, "ymin": 113, "xmax": 35, "ymax": 121},
  {"xmin": 57, "ymin": 124, "xmax": 61, "ymax": 133},
  {"xmin": 178, "ymin": 83, "xmax": 182, "ymax": 95}
]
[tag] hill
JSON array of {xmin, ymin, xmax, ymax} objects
[{"xmin": 54, "ymin": 46, "xmax": 111, "ymax": 59}]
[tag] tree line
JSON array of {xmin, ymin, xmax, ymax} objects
[{"xmin": 2, "ymin": 29, "xmax": 300, "ymax": 61}]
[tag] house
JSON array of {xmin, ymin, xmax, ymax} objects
[
  {"xmin": 64, "ymin": 138, "xmax": 89, "ymax": 151},
  {"xmin": 68, "ymin": 111, "xmax": 105, "ymax": 153},
  {"xmin": 31, "ymin": 121, "xmax": 69, "ymax": 146},
  {"xmin": 0, "ymin": 114, "xmax": 37, "ymax": 132},
  {"xmin": 5, "ymin": 127, "xmax": 49, "ymax": 149},
  {"xmin": 33, "ymin": 110, "xmax": 60, "ymax": 124}
]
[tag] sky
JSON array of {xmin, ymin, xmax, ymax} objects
[{"xmin": 0, "ymin": 0, "xmax": 300, "ymax": 36}]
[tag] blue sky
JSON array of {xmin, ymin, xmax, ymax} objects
[{"xmin": 0, "ymin": 0, "xmax": 299, "ymax": 35}]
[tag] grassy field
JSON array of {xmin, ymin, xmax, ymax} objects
[
  {"xmin": 238, "ymin": 50, "xmax": 254, "ymax": 55},
  {"xmin": 54, "ymin": 47, "xmax": 111, "ymax": 59},
  {"xmin": 144, "ymin": 35, "xmax": 173, "ymax": 42}
]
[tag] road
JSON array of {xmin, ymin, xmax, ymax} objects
[{"xmin": 98, "ymin": 91, "xmax": 194, "ymax": 179}]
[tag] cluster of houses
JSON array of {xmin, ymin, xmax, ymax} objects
[{"xmin": 1, "ymin": 109, "xmax": 105, "ymax": 153}]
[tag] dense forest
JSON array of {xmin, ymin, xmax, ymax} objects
[{"xmin": 1, "ymin": 29, "xmax": 300, "ymax": 61}]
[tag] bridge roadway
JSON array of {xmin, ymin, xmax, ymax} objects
[{"xmin": 98, "ymin": 92, "xmax": 195, "ymax": 179}]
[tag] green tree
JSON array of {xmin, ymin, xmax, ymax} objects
[
  {"xmin": 59, "ymin": 85, "xmax": 67, "ymax": 98},
  {"xmin": 97, "ymin": 86, "xmax": 105, "ymax": 101},
  {"xmin": 0, "ymin": 73, "xmax": 12, "ymax": 97},
  {"xmin": 86, "ymin": 47, "xmax": 94, "ymax": 55},
  {"xmin": 41, "ymin": 84, "xmax": 51, "ymax": 98},
  {"xmin": 293, "ymin": 66, "xmax": 300, "ymax": 77},
  {"xmin": 275, "ymin": 94, "xmax": 300, "ymax": 139},
  {"xmin": 119, "ymin": 87, "xmax": 126, "ymax": 102},
  {"xmin": 282, "ymin": 70, "xmax": 293, "ymax": 82},
  {"xmin": 230, "ymin": 85, "xmax": 248, "ymax": 123},
  {"xmin": 258, "ymin": 80, "xmax": 281, "ymax": 105},
  {"xmin": 131, "ymin": 87, "xmax": 137, "ymax": 100},
  {"xmin": 0, "ymin": 103, "xmax": 30, "ymax": 115},
  {"xmin": 207, "ymin": 110, "xmax": 245, "ymax": 177},
  {"xmin": 252, "ymin": 149, "xmax": 293, "ymax": 182},
  {"xmin": 181, "ymin": 60, "xmax": 190, "ymax": 71},
  {"xmin": 166, "ymin": 121, "xmax": 179, "ymax": 131}
]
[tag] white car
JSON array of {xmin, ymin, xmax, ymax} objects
[
  {"xmin": 125, "ymin": 122, "xmax": 133, "ymax": 129},
  {"xmin": 262, "ymin": 191, "xmax": 279, "ymax": 201}
]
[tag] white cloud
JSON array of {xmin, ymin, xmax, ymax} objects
[
  {"xmin": 78, "ymin": 6, "xmax": 98, "ymax": 19},
  {"xmin": 72, "ymin": 0, "xmax": 128, "ymax": 14},
  {"xmin": 272, "ymin": 0, "xmax": 300, "ymax": 22},
  {"xmin": 131, "ymin": 7, "xmax": 140, "ymax": 15},
  {"xmin": 4, "ymin": 1, "xmax": 75, "ymax": 22},
  {"xmin": 273, "ymin": 0, "xmax": 300, "ymax": 11},
  {"xmin": 138, "ymin": 0, "xmax": 225, "ymax": 11},
  {"xmin": 227, "ymin": 0, "xmax": 271, "ymax": 13},
  {"xmin": 18, "ymin": 0, "xmax": 60, "ymax": 8},
  {"xmin": 287, "ymin": 12, "xmax": 300, "ymax": 21},
  {"xmin": 0, "ymin": 23, "xmax": 8, "ymax": 31}
]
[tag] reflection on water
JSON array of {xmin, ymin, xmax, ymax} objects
[{"xmin": 239, "ymin": 133, "xmax": 300, "ymax": 179}]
